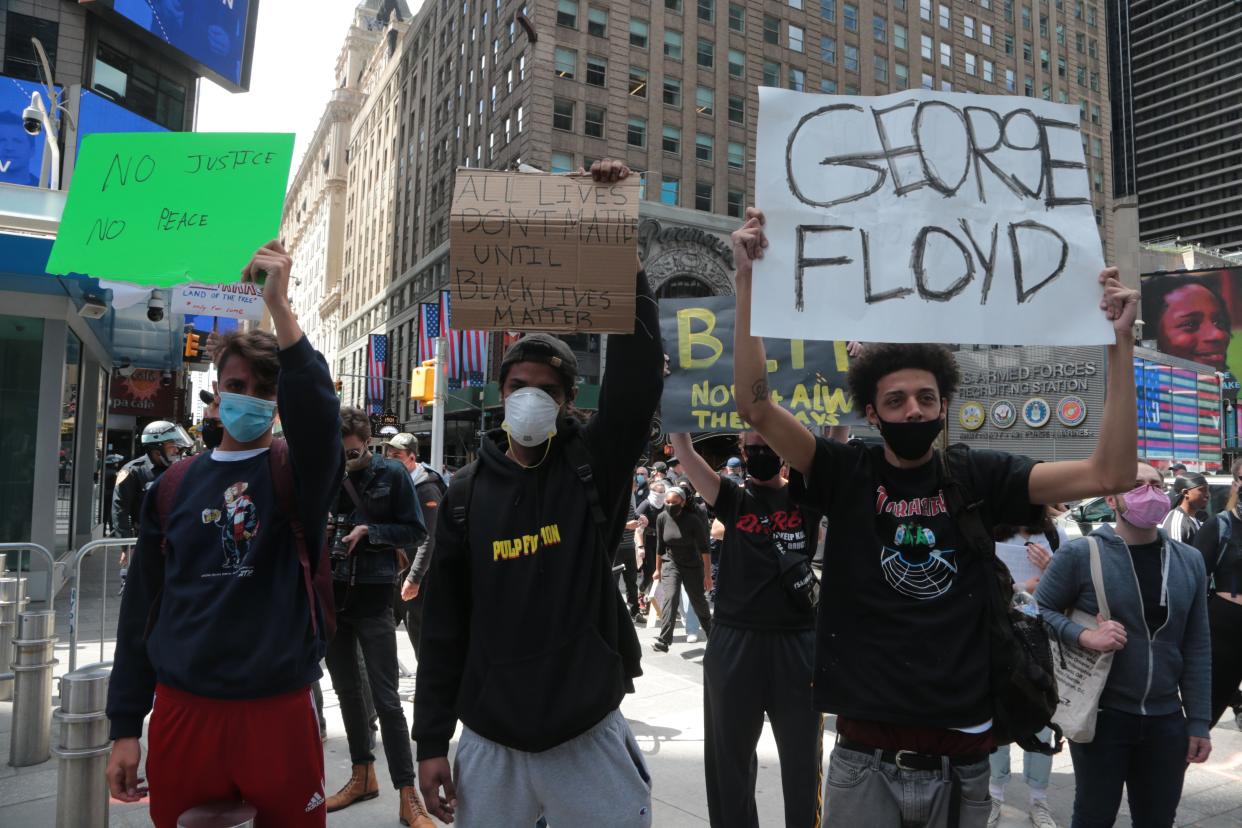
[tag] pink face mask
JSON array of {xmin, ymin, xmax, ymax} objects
[{"xmin": 1119, "ymin": 483, "xmax": 1170, "ymax": 529}]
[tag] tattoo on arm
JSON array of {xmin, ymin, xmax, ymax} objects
[{"xmin": 751, "ymin": 379, "xmax": 770, "ymax": 404}]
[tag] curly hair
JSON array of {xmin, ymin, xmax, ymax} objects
[
  {"xmin": 339, "ymin": 406, "xmax": 372, "ymax": 442},
  {"xmin": 847, "ymin": 343, "xmax": 961, "ymax": 409}
]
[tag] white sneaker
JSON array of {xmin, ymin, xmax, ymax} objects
[
  {"xmin": 987, "ymin": 799, "xmax": 1002, "ymax": 828},
  {"xmin": 686, "ymin": 634, "xmax": 699, "ymax": 643},
  {"xmin": 1029, "ymin": 800, "xmax": 1058, "ymax": 828}
]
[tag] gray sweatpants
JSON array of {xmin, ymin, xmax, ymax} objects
[{"xmin": 453, "ymin": 709, "xmax": 653, "ymax": 828}]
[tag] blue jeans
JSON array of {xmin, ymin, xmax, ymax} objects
[
  {"xmin": 681, "ymin": 587, "xmax": 702, "ymax": 636},
  {"xmin": 1068, "ymin": 708, "xmax": 1189, "ymax": 828},
  {"xmin": 989, "ymin": 727, "xmax": 1053, "ymax": 793}
]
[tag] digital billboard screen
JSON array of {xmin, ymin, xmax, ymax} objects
[
  {"xmin": 1140, "ymin": 268, "xmax": 1242, "ymax": 383},
  {"xmin": 1, "ymin": 76, "xmax": 59, "ymax": 187},
  {"xmin": 76, "ymin": 89, "xmax": 167, "ymax": 156},
  {"xmin": 1134, "ymin": 356, "xmax": 1222, "ymax": 469},
  {"xmin": 84, "ymin": 0, "xmax": 256, "ymax": 91}
]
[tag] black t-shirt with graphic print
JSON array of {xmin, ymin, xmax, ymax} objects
[
  {"xmin": 712, "ymin": 478, "xmax": 821, "ymax": 632},
  {"xmin": 793, "ymin": 438, "xmax": 1039, "ymax": 730}
]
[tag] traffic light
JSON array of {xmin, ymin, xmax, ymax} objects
[
  {"xmin": 183, "ymin": 331, "xmax": 202, "ymax": 359},
  {"xmin": 334, "ymin": 378, "xmax": 343, "ymax": 395},
  {"xmin": 409, "ymin": 360, "xmax": 436, "ymax": 403}
]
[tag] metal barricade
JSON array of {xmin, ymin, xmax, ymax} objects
[
  {"xmin": 66, "ymin": 537, "xmax": 137, "ymax": 672},
  {"xmin": 0, "ymin": 542, "xmax": 57, "ymax": 608},
  {"xmin": 8, "ymin": 609, "xmax": 57, "ymax": 766},
  {"xmin": 0, "ymin": 576, "xmax": 29, "ymax": 701},
  {"xmin": 52, "ymin": 662, "xmax": 112, "ymax": 828}
]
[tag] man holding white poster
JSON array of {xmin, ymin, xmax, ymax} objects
[
  {"xmin": 730, "ymin": 86, "xmax": 1140, "ymax": 826},
  {"xmin": 751, "ymin": 88, "xmax": 1114, "ymax": 347}
]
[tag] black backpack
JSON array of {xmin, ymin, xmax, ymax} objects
[{"xmin": 941, "ymin": 445, "xmax": 1062, "ymax": 756}]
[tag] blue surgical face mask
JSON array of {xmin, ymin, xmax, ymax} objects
[{"xmin": 218, "ymin": 391, "xmax": 277, "ymax": 444}]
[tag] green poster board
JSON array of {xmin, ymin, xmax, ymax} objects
[{"xmin": 46, "ymin": 132, "xmax": 294, "ymax": 287}]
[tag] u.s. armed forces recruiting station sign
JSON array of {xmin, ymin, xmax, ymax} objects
[
  {"xmin": 659, "ymin": 296, "xmax": 863, "ymax": 433},
  {"xmin": 449, "ymin": 168, "xmax": 641, "ymax": 332},
  {"xmin": 752, "ymin": 88, "xmax": 1112, "ymax": 347},
  {"xmin": 949, "ymin": 346, "xmax": 1107, "ymax": 462}
]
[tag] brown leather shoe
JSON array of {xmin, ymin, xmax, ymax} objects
[
  {"xmin": 325, "ymin": 763, "xmax": 379, "ymax": 812},
  {"xmin": 399, "ymin": 785, "xmax": 435, "ymax": 827}
]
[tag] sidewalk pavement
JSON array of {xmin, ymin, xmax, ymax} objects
[{"xmin": 4, "ymin": 557, "xmax": 1242, "ymax": 826}]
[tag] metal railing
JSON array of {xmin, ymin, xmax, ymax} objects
[
  {"xmin": 67, "ymin": 538, "xmax": 136, "ymax": 672},
  {"xmin": 0, "ymin": 543, "xmax": 57, "ymax": 608}
]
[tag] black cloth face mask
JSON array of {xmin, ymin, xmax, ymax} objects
[
  {"xmin": 743, "ymin": 447, "xmax": 783, "ymax": 481},
  {"xmin": 202, "ymin": 419, "xmax": 224, "ymax": 450},
  {"xmin": 876, "ymin": 416, "xmax": 943, "ymax": 461}
]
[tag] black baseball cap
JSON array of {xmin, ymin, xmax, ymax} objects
[
  {"xmin": 1173, "ymin": 473, "xmax": 1208, "ymax": 495},
  {"xmin": 500, "ymin": 333, "xmax": 578, "ymax": 390}
]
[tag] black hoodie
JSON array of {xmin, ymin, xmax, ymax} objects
[{"xmin": 414, "ymin": 270, "xmax": 663, "ymax": 758}]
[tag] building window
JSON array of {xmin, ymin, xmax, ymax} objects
[
  {"xmin": 872, "ymin": 16, "xmax": 887, "ymax": 43},
  {"xmin": 729, "ymin": 3, "xmax": 745, "ymax": 32},
  {"xmin": 1021, "ymin": 5, "xmax": 1031, "ymax": 29},
  {"xmin": 695, "ymin": 182, "xmax": 713, "ymax": 211},
  {"xmin": 698, "ymin": 37, "xmax": 715, "ymax": 67},
  {"xmin": 91, "ymin": 42, "xmax": 187, "ymax": 130},
  {"xmin": 553, "ymin": 98, "xmax": 574, "ymax": 131},
  {"xmin": 629, "ymin": 66, "xmax": 648, "ymax": 97},
  {"xmin": 1024, "ymin": 77, "xmax": 1034, "ymax": 96},
  {"xmin": 844, "ymin": 3, "xmax": 858, "ymax": 31},
  {"xmin": 1005, "ymin": 68, "xmax": 1015, "ymax": 91},
  {"xmin": 551, "ymin": 151, "xmax": 575, "ymax": 173},
  {"xmin": 763, "ymin": 15, "xmax": 780, "ymax": 44},
  {"xmin": 696, "ymin": 133, "xmax": 714, "ymax": 163},
  {"xmin": 1077, "ymin": 66, "xmax": 1086, "ymax": 86},
  {"xmin": 554, "ymin": 47, "xmax": 577, "ymax": 78},
  {"xmin": 666, "ymin": 0, "xmax": 683, "ymax": 11},
  {"xmin": 661, "ymin": 176, "xmax": 680, "ymax": 205},
  {"xmin": 728, "ymin": 94, "xmax": 745, "ymax": 124},
  {"xmin": 844, "ymin": 45, "xmax": 859, "ymax": 72},
  {"xmin": 1056, "ymin": 23, "xmax": 1065, "ymax": 45},
  {"xmin": 586, "ymin": 54, "xmax": 607, "ymax": 86},
  {"xmin": 822, "ymin": 35, "xmax": 837, "ymax": 64},
  {"xmin": 1057, "ymin": 56, "xmax": 1066, "ymax": 78},
  {"xmin": 1090, "ymin": 71, "xmax": 1099, "ymax": 91},
  {"xmin": 629, "ymin": 18, "xmax": 649, "ymax": 48},
  {"xmin": 763, "ymin": 60, "xmax": 781, "ymax": 86},
  {"xmin": 584, "ymin": 105, "xmax": 605, "ymax": 138},
  {"xmin": 727, "ymin": 189, "xmax": 744, "ymax": 218},
  {"xmin": 1023, "ymin": 40, "xmax": 1032, "ymax": 63},
  {"xmin": 964, "ymin": 52, "xmax": 976, "ymax": 75},
  {"xmin": 921, "ymin": 72, "xmax": 933, "ymax": 89},
  {"xmin": 894, "ymin": 23, "xmax": 907, "ymax": 50},
  {"xmin": 938, "ymin": 3, "xmax": 949, "ymax": 27},
  {"xmin": 920, "ymin": 34, "xmax": 933, "ymax": 60},
  {"xmin": 788, "ymin": 66, "xmax": 805, "ymax": 90},
  {"xmin": 696, "ymin": 86, "xmax": 714, "ymax": 114},
  {"xmin": 964, "ymin": 15, "xmax": 975, "ymax": 38},
  {"xmin": 789, "ymin": 25, "xmax": 804, "ymax": 52},
  {"xmin": 822, "ymin": 0, "xmax": 836, "ymax": 21},
  {"xmin": 663, "ymin": 125, "xmax": 682, "ymax": 155},
  {"xmin": 663, "ymin": 76, "xmax": 683, "ymax": 106},
  {"xmin": 1090, "ymin": 104, "xmax": 1100, "ymax": 124},
  {"xmin": 874, "ymin": 55, "xmax": 888, "ymax": 82},
  {"xmin": 556, "ymin": 0, "xmax": 578, "ymax": 28},
  {"xmin": 981, "ymin": 23, "xmax": 992, "ymax": 46},
  {"xmin": 789, "ymin": 0, "xmax": 804, "ymax": 8},
  {"xmin": 920, "ymin": 0, "xmax": 931, "ymax": 20},
  {"xmin": 1093, "ymin": 171, "xmax": 1103, "ymax": 192},
  {"xmin": 728, "ymin": 142, "xmax": 745, "ymax": 171},
  {"xmin": 1004, "ymin": 33, "xmax": 1015, "ymax": 55},
  {"xmin": 1039, "ymin": 13, "xmax": 1048, "ymax": 37},
  {"xmin": 5, "ymin": 12, "xmax": 59, "ymax": 82},
  {"xmin": 728, "ymin": 49, "xmax": 746, "ymax": 78},
  {"xmin": 983, "ymin": 59, "xmax": 994, "ymax": 82},
  {"xmin": 587, "ymin": 6, "xmax": 608, "ymax": 36},
  {"xmin": 665, "ymin": 30, "xmax": 684, "ymax": 60},
  {"xmin": 627, "ymin": 117, "xmax": 647, "ymax": 147},
  {"xmin": 895, "ymin": 62, "xmax": 908, "ymax": 88},
  {"xmin": 820, "ymin": 78, "xmax": 838, "ymax": 93},
  {"xmin": 1040, "ymin": 48, "xmax": 1049, "ymax": 71},
  {"xmin": 698, "ymin": 0, "xmax": 715, "ymax": 22},
  {"xmin": 940, "ymin": 42, "xmax": 951, "ymax": 67},
  {"xmin": 1091, "ymin": 136, "xmax": 1102, "ymax": 158}
]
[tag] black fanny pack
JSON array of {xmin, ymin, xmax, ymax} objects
[{"xmin": 756, "ymin": 512, "xmax": 820, "ymax": 612}]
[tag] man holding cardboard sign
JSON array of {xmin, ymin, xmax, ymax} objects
[
  {"xmin": 732, "ymin": 206, "xmax": 1139, "ymax": 827},
  {"xmin": 415, "ymin": 160, "xmax": 663, "ymax": 827}
]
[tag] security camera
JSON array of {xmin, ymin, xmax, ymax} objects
[
  {"xmin": 117, "ymin": 357, "xmax": 134, "ymax": 378},
  {"xmin": 160, "ymin": 371, "xmax": 173, "ymax": 388},
  {"xmin": 22, "ymin": 104, "xmax": 42, "ymax": 136},
  {"xmin": 147, "ymin": 292, "xmax": 165, "ymax": 323}
]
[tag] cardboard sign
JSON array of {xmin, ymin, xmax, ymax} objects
[
  {"xmin": 752, "ymin": 88, "xmax": 1112, "ymax": 346},
  {"xmin": 46, "ymin": 132, "xmax": 294, "ymax": 286},
  {"xmin": 172, "ymin": 282, "xmax": 265, "ymax": 321},
  {"xmin": 449, "ymin": 169, "xmax": 640, "ymax": 332},
  {"xmin": 659, "ymin": 296, "xmax": 862, "ymax": 432}
]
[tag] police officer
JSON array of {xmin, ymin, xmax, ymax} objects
[{"xmin": 110, "ymin": 421, "xmax": 193, "ymax": 592}]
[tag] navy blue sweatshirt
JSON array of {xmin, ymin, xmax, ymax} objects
[
  {"xmin": 414, "ymin": 269, "xmax": 664, "ymax": 759},
  {"xmin": 107, "ymin": 336, "xmax": 342, "ymax": 740}
]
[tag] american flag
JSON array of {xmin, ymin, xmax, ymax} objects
[
  {"xmin": 447, "ymin": 376, "xmax": 463, "ymax": 390},
  {"xmin": 419, "ymin": 303, "xmax": 440, "ymax": 362},
  {"xmin": 466, "ymin": 371, "xmax": 486, "ymax": 388},
  {"xmin": 367, "ymin": 334, "xmax": 387, "ymax": 415},
  {"xmin": 463, "ymin": 331, "xmax": 489, "ymax": 376},
  {"xmin": 440, "ymin": 290, "xmax": 462, "ymax": 380}
]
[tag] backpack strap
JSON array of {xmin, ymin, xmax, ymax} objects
[
  {"xmin": 561, "ymin": 428, "xmax": 609, "ymax": 536},
  {"xmin": 1044, "ymin": 528, "xmax": 1061, "ymax": 553},
  {"xmin": 268, "ymin": 439, "xmax": 321, "ymax": 638},
  {"xmin": 157, "ymin": 453, "xmax": 205, "ymax": 555},
  {"xmin": 939, "ymin": 445, "xmax": 1001, "ymax": 579}
]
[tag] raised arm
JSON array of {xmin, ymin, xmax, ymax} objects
[
  {"xmin": 669, "ymin": 433, "xmax": 722, "ymax": 507},
  {"xmin": 243, "ymin": 240, "xmax": 303, "ymax": 350},
  {"xmin": 732, "ymin": 209, "xmax": 816, "ymax": 476},
  {"xmin": 1028, "ymin": 268, "xmax": 1138, "ymax": 504}
]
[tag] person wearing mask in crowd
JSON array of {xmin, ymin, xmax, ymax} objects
[
  {"xmin": 1163, "ymin": 473, "xmax": 1207, "ymax": 545},
  {"xmin": 324, "ymin": 411, "xmax": 429, "ymax": 825},
  {"xmin": 668, "ymin": 456, "xmax": 685, "ymax": 486},
  {"xmin": 106, "ymin": 241, "xmax": 341, "ymax": 826},
  {"xmin": 199, "ymin": 390, "xmax": 225, "ymax": 451},
  {"xmin": 385, "ymin": 432, "xmax": 449, "ymax": 655},
  {"xmin": 651, "ymin": 486, "xmax": 713, "ymax": 653},
  {"xmin": 987, "ymin": 509, "xmax": 1068, "ymax": 828},
  {"xmin": 616, "ymin": 472, "xmax": 645, "ymax": 622},
  {"xmin": 635, "ymin": 479, "xmax": 668, "ymax": 621},
  {"xmin": 415, "ymin": 159, "xmax": 661, "ymax": 828},
  {"xmin": 1192, "ymin": 457, "xmax": 1242, "ymax": 727},
  {"xmin": 635, "ymin": 466, "xmax": 649, "ymax": 500},
  {"xmin": 731, "ymin": 206, "xmax": 1142, "ymax": 825},
  {"xmin": 670, "ymin": 431, "xmax": 823, "ymax": 828},
  {"xmin": 650, "ymin": 461, "xmax": 669, "ymax": 482},
  {"xmin": 723, "ymin": 457, "xmax": 745, "ymax": 487},
  {"xmin": 1038, "ymin": 461, "xmax": 1211, "ymax": 828}
]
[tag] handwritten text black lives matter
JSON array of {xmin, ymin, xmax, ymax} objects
[
  {"xmin": 784, "ymin": 98, "xmax": 1090, "ymax": 311},
  {"xmin": 450, "ymin": 171, "xmax": 639, "ymax": 332}
]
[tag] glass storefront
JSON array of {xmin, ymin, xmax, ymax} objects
[
  {"xmin": 0, "ymin": 317, "xmax": 43, "ymax": 564},
  {"xmin": 91, "ymin": 366, "xmax": 109, "ymax": 527},
  {"xmin": 56, "ymin": 330, "xmax": 81, "ymax": 553}
]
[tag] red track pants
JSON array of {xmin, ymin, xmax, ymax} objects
[{"xmin": 146, "ymin": 683, "xmax": 325, "ymax": 827}]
